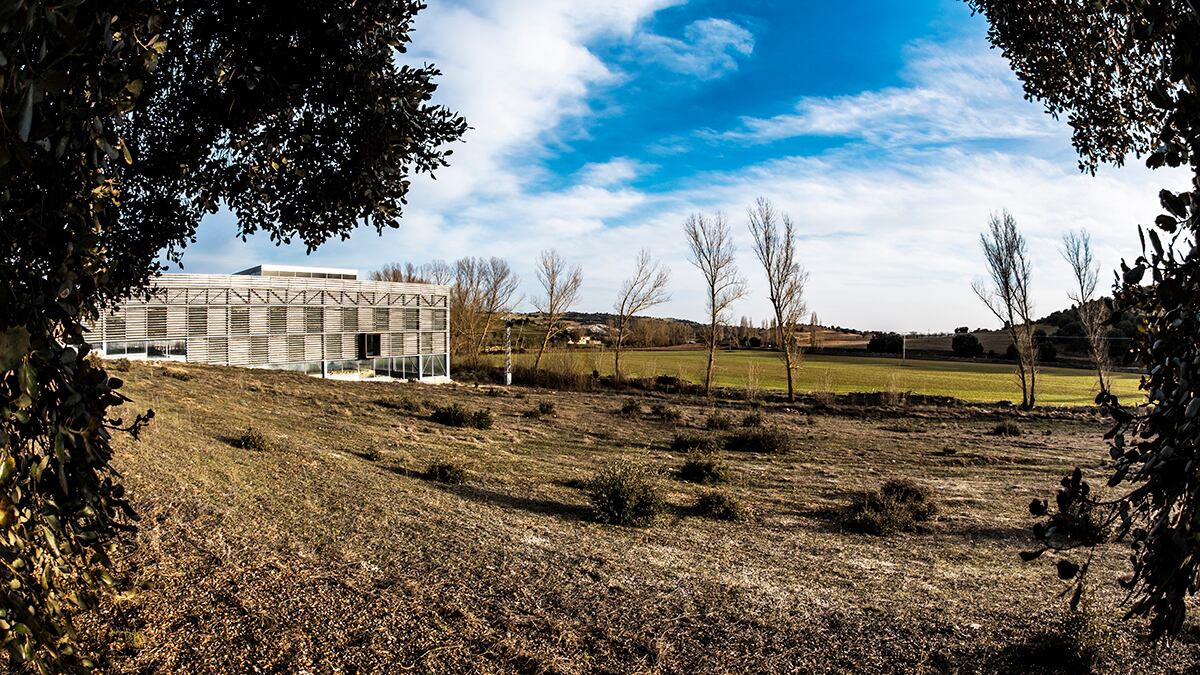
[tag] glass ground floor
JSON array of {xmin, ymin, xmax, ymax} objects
[{"xmin": 97, "ymin": 339, "xmax": 449, "ymax": 382}]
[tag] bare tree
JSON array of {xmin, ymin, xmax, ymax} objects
[
  {"xmin": 972, "ymin": 210, "xmax": 1038, "ymax": 409},
  {"xmin": 532, "ymin": 249, "xmax": 584, "ymax": 370},
  {"xmin": 747, "ymin": 197, "xmax": 809, "ymax": 402},
  {"xmin": 684, "ymin": 212, "xmax": 746, "ymax": 395},
  {"xmin": 371, "ymin": 260, "xmax": 454, "ymax": 285},
  {"xmin": 612, "ymin": 249, "xmax": 671, "ymax": 380},
  {"xmin": 450, "ymin": 257, "xmax": 521, "ymax": 364},
  {"xmin": 1061, "ymin": 228, "xmax": 1111, "ymax": 390}
]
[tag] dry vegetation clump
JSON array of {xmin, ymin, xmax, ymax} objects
[
  {"xmin": 677, "ymin": 453, "xmax": 730, "ymax": 484},
  {"xmin": 725, "ymin": 426, "xmax": 794, "ymax": 454},
  {"xmin": 996, "ymin": 601, "xmax": 1113, "ymax": 673},
  {"xmin": 375, "ymin": 396, "xmax": 424, "ymax": 413},
  {"xmin": 693, "ymin": 490, "xmax": 749, "ymax": 521},
  {"xmin": 422, "ymin": 461, "xmax": 468, "ymax": 485},
  {"xmin": 585, "ymin": 461, "xmax": 664, "ymax": 526},
  {"xmin": 158, "ymin": 367, "xmax": 193, "ymax": 381},
  {"xmin": 618, "ymin": 398, "xmax": 644, "ymax": 417},
  {"xmin": 705, "ymin": 411, "xmax": 734, "ymax": 430},
  {"xmin": 229, "ymin": 426, "xmax": 271, "ymax": 452},
  {"xmin": 650, "ymin": 401, "xmax": 682, "ymax": 422},
  {"xmin": 360, "ymin": 448, "xmax": 383, "ymax": 462},
  {"xmin": 429, "ymin": 403, "xmax": 494, "ymax": 429},
  {"xmin": 107, "ymin": 357, "xmax": 131, "ymax": 372},
  {"xmin": 989, "ymin": 420, "xmax": 1023, "ymax": 437},
  {"xmin": 741, "ymin": 411, "xmax": 764, "ymax": 427},
  {"xmin": 841, "ymin": 479, "xmax": 938, "ymax": 535},
  {"xmin": 670, "ymin": 432, "xmax": 721, "ymax": 455},
  {"xmin": 522, "ymin": 401, "xmax": 557, "ymax": 419}
]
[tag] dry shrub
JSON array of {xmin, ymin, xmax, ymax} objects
[
  {"xmin": 741, "ymin": 411, "xmax": 764, "ymax": 428},
  {"xmin": 842, "ymin": 479, "xmax": 937, "ymax": 535},
  {"xmin": 585, "ymin": 461, "xmax": 663, "ymax": 527},
  {"xmin": 726, "ymin": 427, "xmax": 794, "ymax": 454},
  {"xmin": 159, "ymin": 367, "xmax": 193, "ymax": 381},
  {"xmin": 362, "ymin": 448, "xmax": 382, "ymax": 462},
  {"xmin": 107, "ymin": 357, "xmax": 132, "ymax": 372},
  {"xmin": 671, "ymin": 432, "xmax": 721, "ymax": 455},
  {"xmin": 705, "ymin": 411, "xmax": 734, "ymax": 431},
  {"xmin": 1000, "ymin": 601, "xmax": 1112, "ymax": 673},
  {"xmin": 678, "ymin": 454, "xmax": 730, "ymax": 484},
  {"xmin": 523, "ymin": 401, "xmax": 557, "ymax": 419},
  {"xmin": 430, "ymin": 403, "xmax": 493, "ymax": 429},
  {"xmin": 650, "ymin": 402, "xmax": 681, "ymax": 422},
  {"xmin": 230, "ymin": 427, "xmax": 271, "ymax": 452},
  {"xmin": 423, "ymin": 461, "xmax": 467, "ymax": 485},
  {"xmin": 989, "ymin": 420, "xmax": 1022, "ymax": 437},
  {"xmin": 619, "ymin": 398, "xmax": 644, "ymax": 417},
  {"xmin": 694, "ymin": 490, "xmax": 748, "ymax": 521}
]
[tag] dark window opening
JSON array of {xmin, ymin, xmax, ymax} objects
[{"xmin": 357, "ymin": 333, "xmax": 382, "ymax": 359}]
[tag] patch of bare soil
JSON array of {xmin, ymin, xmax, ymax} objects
[{"xmin": 65, "ymin": 362, "xmax": 1199, "ymax": 673}]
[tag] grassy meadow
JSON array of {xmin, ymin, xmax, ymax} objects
[
  {"xmin": 495, "ymin": 349, "xmax": 1142, "ymax": 406},
  {"xmin": 69, "ymin": 361, "xmax": 1196, "ymax": 672}
]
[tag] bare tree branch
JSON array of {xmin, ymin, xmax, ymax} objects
[
  {"xmin": 684, "ymin": 211, "xmax": 746, "ymax": 395},
  {"xmin": 1061, "ymin": 228, "xmax": 1111, "ymax": 390},
  {"xmin": 532, "ymin": 249, "xmax": 583, "ymax": 371},
  {"xmin": 747, "ymin": 197, "xmax": 809, "ymax": 402},
  {"xmin": 973, "ymin": 210, "xmax": 1038, "ymax": 409},
  {"xmin": 612, "ymin": 249, "xmax": 671, "ymax": 380}
]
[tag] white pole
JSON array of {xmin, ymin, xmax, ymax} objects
[{"xmin": 504, "ymin": 320, "xmax": 513, "ymax": 386}]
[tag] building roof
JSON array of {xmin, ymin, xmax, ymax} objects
[{"xmin": 234, "ymin": 264, "xmax": 359, "ymax": 279}]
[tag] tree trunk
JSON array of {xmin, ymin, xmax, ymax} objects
[
  {"xmin": 705, "ymin": 341, "xmax": 715, "ymax": 395},
  {"xmin": 783, "ymin": 343, "xmax": 795, "ymax": 402},
  {"xmin": 534, "ymin": 327, "xmax": 551, "ymax": 371}
]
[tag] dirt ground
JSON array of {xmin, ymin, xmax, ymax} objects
[{"xmin": 66, "ymin": 362, "xmax": 1200, "ymax": 673}]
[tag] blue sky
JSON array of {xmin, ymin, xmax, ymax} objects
[{"xmin": 175, "ymin": 0, "xmax": 1172, "ymax": 332}]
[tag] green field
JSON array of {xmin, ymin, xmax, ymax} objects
[{"xmin": 501, "ymin": 349, "xmax": 1142, "ymax": 406}]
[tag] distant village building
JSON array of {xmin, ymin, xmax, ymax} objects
[{"xmin": 85, "ymin": 264, "xmax": 451, "ymax": 382}]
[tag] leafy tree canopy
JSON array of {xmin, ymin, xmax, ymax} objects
[
  {"xmin": 968, "ymin": 0, "xmax": 1200, "ymax": 637},
  {"xmin": 0, "ymin": 1, "xmax": 464, "ymax": 668}
]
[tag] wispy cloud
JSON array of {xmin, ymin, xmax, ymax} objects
[
  {"xmin": 631, "ymin": 18, "xmax": 754, "ymax": 80},
  {"xmin": 716, "ymin": 41, "xmax": 1058, "ymax": 146}
]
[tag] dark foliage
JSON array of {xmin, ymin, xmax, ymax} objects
[
  {"xmin": 619, "ymin": 398, "xmax": 644, "ymax": 417},
  {"xmin": 422, "ymin": 461, "xmax": 468, "ymax": 485},
  {"xmin": 522, "ymin": 401, "xmax": 557, "ymax": 419},
  {"xmin": 867, "ymin": 332, "xmax": 904, "ymax": 354},
  {"xmin": 842, "ymin": 479, "xmax": 938, "ymax": 535},
  {"xmin": 726, "ymin": 427, "xmax": 795, "ymax": 454},
  {"xmin": 429, "ymin": 404, "xmax": 494, "ymax": 430},
  {"xmin": 968, "ymin": 0, "xmax": 1200, "ymax": 633},
  {"xmin": 693, "ymin": 491, "xmax": 748, "ymax": 521},
  {"xmin": 0, "ymin": 1, "xmax": 463, "ymax": 666},
  {"xmin": 678, "ymin": 454, "xmax": 730, "ymax": 484},
  {"xmin": 585, "ymin": 461, "xmax": 664, "ymax": 527},
  {"xmin": 951, "ymin": 333, "xmax": 984, "ymax": 357},
  {"xmin": 742, "ymin": 411, "xmax": 765, "ymax": 428}
]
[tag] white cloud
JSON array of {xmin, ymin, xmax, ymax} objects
[
  {"xmin": 718, "ymin": 40, "xmax": 1059, "ymax": 146},
  {"xmin": 632, "ymin": 18, "xmax": 755, "ymax": 80},
  {"xmin": 177, "ymin": 5, "xmax": 1183, "ymax": 334}
]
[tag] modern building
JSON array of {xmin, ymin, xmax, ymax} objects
[{"xmin": 85, "ymin": 265, "xmax": 450, "ymax": 382}]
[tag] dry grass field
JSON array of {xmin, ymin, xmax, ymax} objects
[{"xmin": 70, "ymin": 361, "xmax": 1199, "ymax": 673}]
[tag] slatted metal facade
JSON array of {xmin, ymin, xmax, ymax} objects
[{"xmin": 85, "ymin": 272, "xmax": 451, "ymax": 381}]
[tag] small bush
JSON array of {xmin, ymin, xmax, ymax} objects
[
  {"xmin": 1002, "ymin": 602, "xmax": 1111, "ymax": 673},
  {"xmin": 108, "ymin": 358, "xmax": 132, "ymax": 372},
  {"xmin": 585, "ymin": 461, "xmax": 664, "ymax": 526},
  {"xmin": 485, "ymin": 387, "xmax": 505, "ymax": 398},
  {"xmin": 430, "ymin": 403, "xmax": 494, "ymax": 429},
  {"xmin": 694, "ymin": 490, "xmax": 749, "ymax": 521},
  {"xmin": 523, "ymin": 400, "xmax": 558, "ymax": 419},
  {"xmin": 726, "ymin": 427, "xmax": 794, "ymax": 454},
  {"xmin": 671, "ymin": 432, "xmax": 722, "ymax": 455},
  {"xmin": 678, "ymin": 454, "xmax": 730, "ymax": 484},
  {"xmin": 650, "ymin": 402, "xmax": 682, "ymax": 422},
  {"xmin": 705, "ymin": 411, "xmax": 734, "ymax": 431},
  {"xmin": 362, "ymin": 448, "xmax": 382, "ymax": 462},
  {"xmin": 231, "ymin": 427, "xmax": 271, "ymax": 452},
  {"xmin": 842, "ymin": 479, "xmax": 938, "ymax": 535},
  {"xmin": 742, "ymin": 411, "xmax": 764, "ymax": 428},
  {"xmin": 989, "ymin": 420, "xmax": 1022, "ymax": 437},
  {"xmin": 423, "ymin": 461, "xmax": 468, "ymax": 484},
  {"xmin": 619, "ymin": 398, "xmax": 644, "ymax": 417},
  {"xmin": 159, "ymin": 367, "xmax": 193, "ymax": 381}
]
